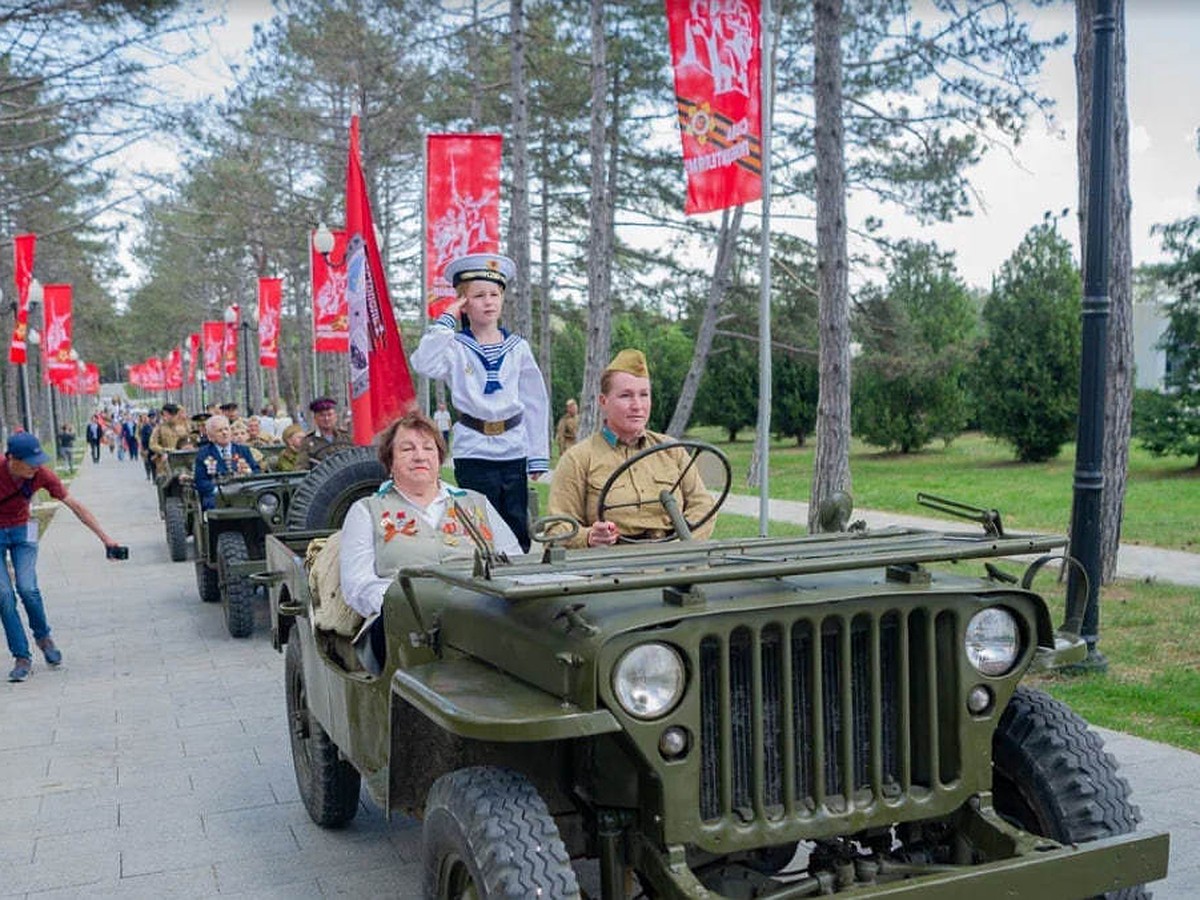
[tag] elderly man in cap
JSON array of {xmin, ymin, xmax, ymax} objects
[
  {"xmin": 1, "ymin": 433, "xmax": 123, "ymax": 682},
  {"xmin": 410, "ymin": 252, "xmax": 549, "ymax": 552},
  {"xmin": 297, "ymin": 397, "xmax": 354, "ymax": 468},
  {"xmin": 547, "ymin": 349, "xmax": 715, "ymax": 548}
]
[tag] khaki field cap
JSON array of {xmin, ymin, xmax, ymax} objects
[{"xmin": 604, "ymin": 348, "xmax": 650, "ymax": 380}]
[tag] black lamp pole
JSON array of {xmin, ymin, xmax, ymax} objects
[
  {"xmin": 1067, "ymin": 0, "xmax": 1115, "ymax": 671},
  {"xmin": 241, "ymin": 320, "xmax": 252, "ymax": 413}
]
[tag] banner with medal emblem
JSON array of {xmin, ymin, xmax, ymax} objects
[
  {"xmin": 311, "ymin": 228, "xmax": 349, "ymax": 352},
  {"xmin": 9, "ymin": 233, "xmax": 35, "ymax": 364},
  {"xmin": 202, "ymin": 320, "xmax": 224, "ymax": 382},
  {"xmin": 164, "ymin": 346, "xmax": 183, "ymax": 391},
  {"xmin": 665, "ymin": 0, "xmax": 763, "ymax": 214},
  {"xmin": 42, "ymin": 283, "xmax": 75, "ymax": 386},
  {"xmin": 424, "ymin": 133, "xmax": 502, "ymax": 319},
  {"xmin": 258, "ymin": 277, "xmax": 282, "ymax": 368}
]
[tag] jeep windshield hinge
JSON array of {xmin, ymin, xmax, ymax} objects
[{"xmin": 916, "ymin": 492, "xmax": 1005, "ymax": 537}]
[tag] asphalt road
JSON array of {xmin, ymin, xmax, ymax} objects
[{"xmin": 1, "ymin": 456, "xmax": 1194, "ymax": 897}]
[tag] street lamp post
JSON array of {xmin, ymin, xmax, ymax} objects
[{"xmin": 6, "ymin": 278, "xmax": 43, "ymax": 433}]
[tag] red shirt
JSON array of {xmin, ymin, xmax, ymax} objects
[{"xmin": 0, "ymin": 462, "xmax": 67, "ymax": 528}]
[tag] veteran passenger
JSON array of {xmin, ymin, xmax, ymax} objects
[
  {"xmin": 340, "ymin": 412, "xmax": 521, "ymax": 621},
  {"xmin": 547, "ymin": 349, "xmax": 715, "ymax": 548}
]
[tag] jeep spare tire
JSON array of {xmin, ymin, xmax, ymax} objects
[{"xmin": 285, "ymin": 446, "xmax": 386, "ymax": 531}]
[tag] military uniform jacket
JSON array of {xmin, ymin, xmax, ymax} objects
[
  {"xmin": 555, "ymin": 413, "xmax": 579, "ymax": 453},
  {"xmin": 149, "ymin": 421, "xmax": 190, "ymax": 455},
  {"xmin": 298, "ymin": 427, "xmax": 354, "ymax": 468},
  {"xmin": 547, "ymin": 429, "xmax": 716, "ymax": 548},
  {"xmin": 340, "ymin": 481, "xmax": 521, "ymax": 617}
]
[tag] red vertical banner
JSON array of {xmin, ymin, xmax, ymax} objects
[
  {"xmin": 424, "ymin": 134, "xmax": 502, "ymax": 319},
  {"xmin": 311, "ymin": 229, "xmax": 349, "ymax": 352},
  {"xmin": 186, "ymin": 332, "xmax": 200, "ymax": 384},
  {"xmin": 258, "ymin": 277, "xmax": 282, "ymax": 368},
  {"xmin": 164, "ymin": 347, "xmax": 183, "ymax": 390},
  {"xmin": 10, "ymin": 234, "xmax": 35, "ymax": 364},
  {"xmin": 42, "ymin": 284, "xmax": 74, "ymax": 385},
  {"xmin": 224, "ymin": 305, "xmax": 239, "ymax": 376},
  {"xmin": 665, "ymin": 0, "xmax": 763, "ymax": 214},
  {"xmin": 146, "ymin": 357, "xmax": 165, "ymax": 393},
  {"xmin": 84, "ymin": 363, "xmax": 100, "ymax": 395},
  {"xmin": 202, "ymin": 321, "xmax": 224, "ymax": 382},
  {"xmin": 345, "ymin": 115, "xmax": 416, "ymax": 444}
]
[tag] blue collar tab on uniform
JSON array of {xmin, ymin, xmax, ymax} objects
[{"xmin": 601, "ymin": 426, "xmax": 620, "ymax": 448}]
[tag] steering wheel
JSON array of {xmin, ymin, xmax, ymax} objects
[{"xmin": 596, "ymin": 440, "xmax": 731, "ymax": 543}]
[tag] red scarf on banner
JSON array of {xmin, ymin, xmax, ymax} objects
[
  {"xmin": 344, "ymin": 115, "xmax": 416, "ymax": 445},
  {"xmin": 424, "ymin": 134, "xmax": 502, "ymax": 319},
  {"xmin": 9, "ymin": 234, "xmax": 35, "ymax": 364},
  {"xmin": 311, "ymin": 230, "xmax": 349, "ymax": 352},
  {"xmin": 258, "ymin": 277, "xmax": 282, "ymax": 368},
  {"xmin": 202, "ymin": 321, "xmax": 224, "ymax": 382},
  {"xmin": 42, "ymin": 284, "xmax": 74, "ymax": 385},
  {"xmin": 665, "ymin": 0, "xmax": 763, "ymax": 214},
  {"xmin": 224, "ymin": 306, "xmax": 239, "ymax": 376}
]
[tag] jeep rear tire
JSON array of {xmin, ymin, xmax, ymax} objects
[
  {"xmin": 285, "ymin": 447, "xmax": 386, "ymax": 531},
  {"xmin": 285, "ymin": 638, "xmax": 360, "ymax": 827},
  {"xmin": 423, "ymin": 766, "xmax": 580, "ymax": 899},
  {"xmin": 993, "ymin": 686, "xmax": 1149, "ymax": 900},
  {"xmin": 195, "ymin": 559, "xmax": 220, "ymax": 603},
  {"xmin": 217, "ymin": 531, "xmax": 255, "ymax": 639},
  {"xmin": 164, "ymin": 497, "xmax": 188, "ymax": 562}
]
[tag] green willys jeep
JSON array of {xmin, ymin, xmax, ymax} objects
[
  {"xmin": 265, "ymin": 442, "xmax": 1168, "ymax": 899},
  {"xmin": 155, "ymin": 448, "xmax": 198, "ymax": 562},
  {"xmin": 192, "ymin": 446, "xmax": 384, "ymax": 639}
]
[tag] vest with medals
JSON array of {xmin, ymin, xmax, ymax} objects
[{"xmin": 364, "ymin": 482, "xmax": 495, "ymax": 579}]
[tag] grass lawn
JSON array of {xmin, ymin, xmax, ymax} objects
[{"xmin": 681, "ymin": 427, "xmax": 1200, "ymax": 552}]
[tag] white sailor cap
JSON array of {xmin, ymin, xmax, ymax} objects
[{"xmin": 444, "ymin": 253, "xmax": 517, "ymax": 289}]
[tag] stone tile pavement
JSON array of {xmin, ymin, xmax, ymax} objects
[{"xmin": 0, "ymin": 456, "xmax": 1193, "ymax": 897}]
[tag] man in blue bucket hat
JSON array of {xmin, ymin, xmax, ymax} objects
[{"xmin": 0, "ymin": 432, "xmax": 124, "ymax": 682}]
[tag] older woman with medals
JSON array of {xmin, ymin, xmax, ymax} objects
[{"xmin": 339, "ymin": 412, "xmax": 521, "ymax": 623}]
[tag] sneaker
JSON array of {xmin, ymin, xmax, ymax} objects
[
  {"xmin": 8, "ymin": 658, "xmax": 32, "ymax": 682},
  {"xmin": 37, "ymin": 638, "xmax": 62, "ymax": 667}
]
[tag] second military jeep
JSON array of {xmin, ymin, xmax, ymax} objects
[
  {"xmin": 265, "ymin": 444, "xmax": 1168, "ymax": 899},
  {"xmin": 191, "ymin": 447, "xmax": 384, "ymax": 638},
  {"xmin": 155, "ymin": 448, "xmax": 198, "ymax": 562}
]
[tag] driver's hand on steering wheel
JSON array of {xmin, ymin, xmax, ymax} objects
[{"xmin": 587, "ymin": 520, "xmax": 619, "ymax": 547}]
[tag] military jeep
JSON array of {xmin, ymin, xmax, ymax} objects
[
  {"xmin": 265, "ymin": 443, "xmax": 1168, "ymax": 899},
  {"xmin": 193, "ymin": 447, "xmax": 384, "ymax": 638},
  {"xmin": 155, "ymin": 448, "xmax": 198, "ymax": 562}
]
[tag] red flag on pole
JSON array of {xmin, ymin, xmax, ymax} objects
[
  {"xmin": 202, "ymin": 321, "xmax": 224, "ymax": 382},
  {"xmin": 258, "ymin": 278, "xmax": 282, "ymax": 368},
  {"xmin": 665, "ymin": 0, "xmax": 763, "ymax": 214},
  {"xmin": 146, "ymin": 357, "xmax": 165, "ymax": 393},
  {"xmin": 424, "ymin": 134, "xmax": 502, "ymax": 319},
  {"xmin": 311, "ymin": 229, "xmax": 349, "ymax": 352},
  {"xmin": 344, "ymin": 115, "xmax": 416, "ymax": 445},
  {"xmin": 187, "ymin": 332, "xmax": 200, "ymax": 384},
  {"xmin": 42, "ymin": 284, "xmax": 74, "ymax": 385},
  {"xmin": 84, "ymin": 363, "xmax": 100, "ymax": 395},
  {"xmin": 224, "ymin": 306, "xmax": 239, "ymax": 376},
  {"xmin": 9, "ymin": 234, "xmax": 35, "ymax": 364}
]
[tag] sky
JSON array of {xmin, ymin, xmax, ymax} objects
[{"xmin": 144, "ymin": 0, "xmax": 1200, "ymax": 292}]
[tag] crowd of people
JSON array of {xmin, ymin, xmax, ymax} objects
[{"xmin": 4, "ymin": 252, "xmax": 715, "ymax": 684}]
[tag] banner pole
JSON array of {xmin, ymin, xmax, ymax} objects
[
  {"xmin": 756, "ymin": 0, "xmax": 774, "ymax": 536},
  {"xmin": 419, "ymin": 136, "xmax": 430, "ymax": 413}
]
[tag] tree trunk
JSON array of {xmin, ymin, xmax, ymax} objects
[
  {"xmin": 668, "ymin": 206, "xmax": 743, "ymax": 437},
  {"xmin": 508, "ymin": 0, "xmax": 532, "ymax": 338},
  {"xmin": 808, "ymin": 0, "xmax": 853, "ymax": 532},
  {"xmin": 538, "ymin": 139, "xmax": 553, "ymax": 399},
  {"xmin": 1076, "ymin": 0, "xmax": 1132, "ymax": 584},
  {"xmin": 579, "ymin": 0, "xmax": 613, "ymax": 438}
]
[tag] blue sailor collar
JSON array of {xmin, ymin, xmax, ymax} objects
[{"xmin": 455, "ymin": 325, "xmax": 522, "ymax": 394}]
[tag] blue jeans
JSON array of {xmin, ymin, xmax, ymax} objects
[{"xmin": 0, "ymin": 525, "xmax": 49, "ymax": 661}]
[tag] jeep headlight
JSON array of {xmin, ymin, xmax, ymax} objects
[
  {"xmin": 612, "ymin": 643, "xmax": 685, "ymax": 720},
  {"xmin": 257, "ymin": 492, "xmax": 280, "ymax": 516},
  {"xmin": 965, "ymin": 607, "xmax": 1020, "ymax": 676}
]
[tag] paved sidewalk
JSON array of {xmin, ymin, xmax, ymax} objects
[{"xmin": 0, "ymin": 459, "xmax": 1193, "ymax": 896}]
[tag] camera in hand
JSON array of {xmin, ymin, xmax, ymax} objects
[{"xmin": 106, "ymin": 544, "xmax": 129, "ymax": 560}]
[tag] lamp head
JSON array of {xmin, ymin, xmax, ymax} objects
[{"xmin": 313, "ymin": 223, "xmax": 335, "ymax": 255}]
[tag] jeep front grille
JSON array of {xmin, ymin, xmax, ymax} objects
[{"xmin": 698, "ymin": 609, "xmax": 961, "ymax": 824}]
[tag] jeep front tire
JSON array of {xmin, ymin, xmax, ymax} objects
[
  {"xmin": 422, "ymin": 766, "xmax": 579, "ymax": 899},
  {"xmin": 217, "ymin": 531, "xmax": 255, "ymax": 639},
  {"xmin": 164, "ymin": 497, "xmax": 188, "ymax": 561}
]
